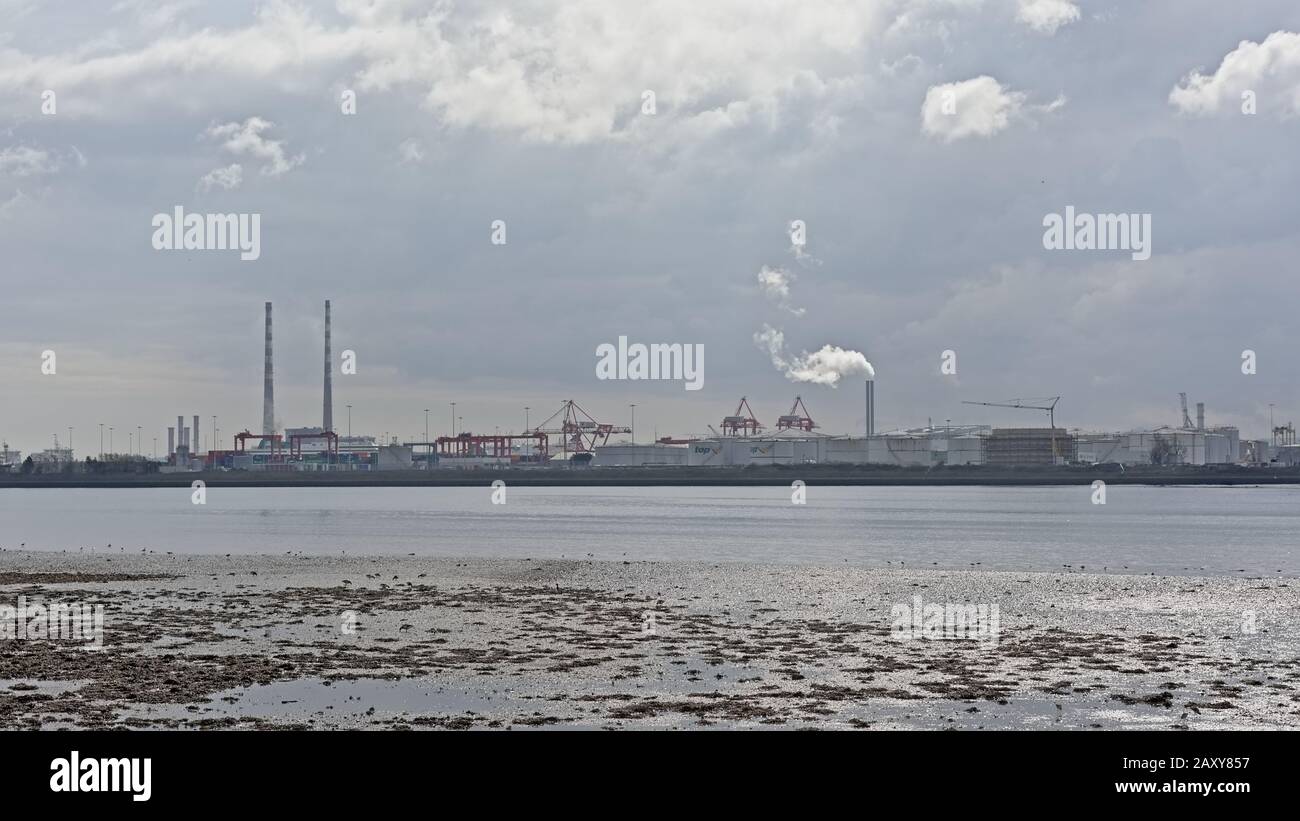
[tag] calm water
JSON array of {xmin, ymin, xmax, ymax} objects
[{"xmin": 1, "ymin": 485, "xmax": 1296, "ymax": 576}]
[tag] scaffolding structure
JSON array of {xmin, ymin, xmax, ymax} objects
[{"xmin": 984, "ymin": 428, "xmax": 1076, "ymax": 466}]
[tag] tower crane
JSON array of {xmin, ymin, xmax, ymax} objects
[{"xmin": 961, "ymin": 396, "xmax": 1062, "ymax": 460}]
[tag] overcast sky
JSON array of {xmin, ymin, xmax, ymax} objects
[{"xmin": 2, "ymin": 0, "xmax": 1299, "ymax": 455}]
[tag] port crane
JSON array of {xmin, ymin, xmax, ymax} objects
[
  {"xmin": 775, "ymin": 396, "xmax": 817, "ymax": 432},
  {"xmin": 720, "ymin": 397, "xmax": 763, "ymax": 437},
  {"xmin": 528, "ymin": 399, "xmax": 630, "ymax": 455},
  {"xmin": 233, "ymin": 430, "xmax": 284, "ymax": 462},
  {"xmin": 960, "ymin": 396, "xmax": 1062, "ymax": 460}
]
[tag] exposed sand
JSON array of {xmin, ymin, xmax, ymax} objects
[{"xmin": 0, "ymin": 551, "xmax": 1295, "ymax": 730}]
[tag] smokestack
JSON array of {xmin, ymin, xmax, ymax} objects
[
  {"xmin": 262, "ymin": 302, "xmax": 275, "ymax": 435},
  {"xmin": 1197, "ymin": 402, "xmax": 1205, "ymax": 431},
  {"xmin": 865, "ymin": 377, "xmax": 875, "ymax": 437},
  {"xmin": 177, "ymin": 416, "xmax": 184, "ymax": 451},
  {"xmin": 323, "ymin": 300, "xmax": 333, "ymax": 433},
  {"xmin": 167, "ymin": 427, "xmax": 175, "ymax": 458},
  {"xmin": 194, "ymin": 415, "xmax": 200, "ymax": 454}
]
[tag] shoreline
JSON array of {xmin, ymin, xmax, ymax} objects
[
  {"xmin": 2, "ymin": 552, "xmax": 1295, "ymax": 730},
  {"xmin": 2, "ymin": 463, "xmax": 1299, "ymax": 489}
]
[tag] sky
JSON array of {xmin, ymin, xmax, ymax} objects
[{"xmin": 2, "ymin": 0, "xmax": 1299, "ymax": 456}]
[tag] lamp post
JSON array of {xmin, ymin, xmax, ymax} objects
[
  {"xmin": 450, "ymin": 402, "xmax": 456, "ymax": 436},
  {"xmin": 630, "ymin": 404, "xmax": 636, "ymax": 444},
  {"xmin": 99, "ymin": 423, "xmax": 104, "ymax": 459},
  {"xmin": 524, "ymin": 407, "xmax": 531, "ymax": 458},
  {"xmin": 346, "ymin": 405, "xmax": 352, "ymax": 438}
]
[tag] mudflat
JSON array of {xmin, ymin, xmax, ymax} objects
[{"xmin": 0, "ymin": 551, "xmax": 1295, "ymax": 729}]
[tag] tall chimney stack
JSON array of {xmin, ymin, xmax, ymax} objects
[
  {"xmin": 323, "ymin": 300, "xmax": 333, "ymax": 433},
  {"xmin": 177, "ymin": 416, "xmax": 184, "ymax": 451},
  {"xmin": 1197, "ymin": 402, "xmax": 1205, "ymax": 431},
  {"xmin": 262, "ymin": 302, "xmax": 275, "ymax": 436},
  {"xmin": 865, "ymin": 376, "xmax": 875, "ymax": 437},
  {"xmin": 167, "ymin": 427, "xmax": 175, "ymax": 458},
  {"xmin": 194, "ymin": 415, "xmax": 201, "ymax": 454}
]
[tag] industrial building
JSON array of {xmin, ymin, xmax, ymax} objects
[
  {"xmin": 0, "ymin": 442, "xmax": 21, "ymax": 470},
  {"xmin": 209, "ymin": 300, "xmax": 376, "ymax": 471},
  {"xmin": 584, "ymin": 394, "xmax": 1276, "ymax": 470},
  {"xmin": 1076, "ymin": 428, "xmax": 1240, "ymax": 466},
  {"xmin": 106, "ymin": 304, "xmax": 1291, "ymax": 475}
]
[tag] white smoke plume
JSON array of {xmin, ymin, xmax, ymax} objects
[
  {"xmin": 756, "ymin": 265, "xmax": 805, "ymax": 316},
  {"xmin": 754, "ymin": 323, "xmax": 873, "ymax": 386}
]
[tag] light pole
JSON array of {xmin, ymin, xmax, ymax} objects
[
  {"xmin": 152, "ymin": 437, "xmax": 157, "ymax": 459},
  {"xmin": 109, "ymin": 426, "xmax": 113, "ymax": 456},
  {"xmin": 68, "ymin": 427, "xmax": 72, "ymax": 458},
  {"xmin": 346, "ymin": 405, "xmax": 352, "ymax": 438},
  {"xmin": 450, "ymin": 402, "xmax": 456, "ymax": 436},
  {"xmin": 525, "ymin": 406, "xmax": 530, "ymax": 431},
  {"xmin": 424, "ymin": 409, "xmax": 430, "ymax": 470},
  {"xmin": 137, "ymin": 425, "xmax": 142, "ymax": 456},
  {"xmin": 99, "ymin": 423, "xmax": 104, "ymax": 459},
  {"xmin": 630, "ymin": 404, "xmax": 636, "ymax": 444}
]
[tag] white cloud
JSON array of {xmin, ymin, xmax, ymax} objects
[
  {"xmin": 0, "ymin": 1, "xmax": 948, "ymax": 144},
  {"xmin": 203, "ymin": 117, "xmax": 303, "ymax": 176},
  {"xmin": 921, "ymin": 75, "xmax": 1027, "ymax": 141},
  {"xmin": 197, "ymin": 163, "xmax": 243, "ymax": 191},
  {"xmin": 1169, "ymin": 31, "xmax": 1300, "ymax": 117},
  {"xmin": 0, "ymin": 188, "xmax": 27, "ymax": 220},
  {"xmin": 111, "ymin": 0, "xmax": 197, "ymax": 30},
  {"xmin": 1015, "ymin": 0, "xmax": 1080, "ymax": 35},
  {"xmin": 754, "ymin": 323, "xmax": 873, "ymax": 386},
  {"xmin": 0, "ymin": 144, "xmax": 70, "ymax": 212},
  {"xmin": 0, "ymin": 145, "xmax": 58, "ymax": 177},
  {"xmin": 398, "ymin": 138, "xmax": 424, "ymax": 164}
]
